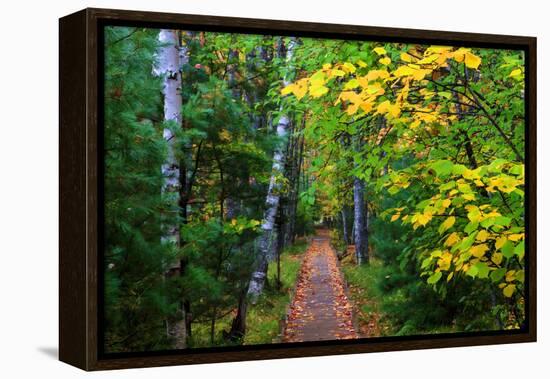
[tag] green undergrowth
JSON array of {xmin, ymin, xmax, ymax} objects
[
  {"xmin": 188, "ymin": 238, "xmax": 307, "ymax": 347},
  {"xmin": 341, "ymin": 255, "xmax": 393, "ymax": 336},
  {"xmin": 244, "ymin": 238, "xmax": 307, "ymax": 345},
  {"xmin": 341, "ymin": 251, "xmax": 459, "ymax": 337}
]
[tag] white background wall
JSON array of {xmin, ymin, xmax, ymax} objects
[{"xmin": 0, "ymin": 0, "xmax": 547, "ymax": 377}]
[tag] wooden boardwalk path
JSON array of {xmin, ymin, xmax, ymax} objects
[{"xmin": 282, "ymin": 229, "xmax": 358, "ymax": 342}]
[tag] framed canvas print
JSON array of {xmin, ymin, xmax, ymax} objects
[{"xmin": 59, "ymin": 8, "xmax": 537, "ymax": 371}]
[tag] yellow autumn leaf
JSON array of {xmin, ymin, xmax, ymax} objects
[
  {"xmin": 445, "ymin": 232, "xmax": 460, "ymax": 247},
  {"xmin": 462, "ymin": 168, "xmax": 481, "ymax": 180},
  {"xmin": 491, "ymin": 252, "xmax": 503, "ymax": 265},
  {"xmin": 346, "ymin": 103, "xmax": 360, "ymax": 115},
  {"xmin": 471, "ymin": 244, "xmax": 489, "ymax": 258},
  {"xmin": 426, "ymin": 46, "xmax": 453, "ymax": 54},
  {"xmin": 366, "ymin": 69, "xmax": 390, "ymax": 82},
  {"xmin": 476, "ymin": 230, "xmax": 489, "ymax": 242},
  {"xmin": 293, "ymin": 79, "xmax": 309, "ymax": 99},
  {"xmin": 393, "ymin": 65, "xmax": 416, "ymax": 77},
  {"xmin": 417, "ymin": 54, "xmax": 439, "ymax": 65},
  {"xmin": 464, "ymin": 52, "xmax": 482, "ymax": 69},
  {"xmin": 373, "ymin": 46, "xmax": 387, "ymax": 56},
  {"xmin": 410, "ymin": 119, "xmax": 421, "ymax": 129},
  {"xmin": 391, "ymin": 214, "xmax": 400, "ymax": 222},
  {"xmin": 462, "ymin": 193, "xmax": 476, "ymax": 201},
  {"xmin": 401, "ymin": 52, "xmax": 414, "ymax": 62},
  {"xmin": 357, "ymin": 59, "xmax": 367, "ymax": 68},
  {"xmin": 452, "ymin": 48, "xmax": 469, "ymax": 63},
  {"xmin": 377, "ymin": 101, "xmax": 401, "ymax": 118},
  {"xmin": 413, "ymin": 68, "xmax": 431, "ymax": 81},
  {"xmin": 329, "ymin": 69, "xmax": 346, "ymax": 78},
  {"xmin": 377, "ymin": 100, "xmax": 391, "ymax": 114},
  {"xmin": 495, "ymin": 236, "xmax": 507, "ymax": 249},
  {"xmin": 309, "ymin": 85, "xmax": 328, "ymax": 98},
  {"xmin": 442, "ymin": 199, "xmax": 451, "ymax": 208},
  {"xmin": 438, "ymin": 252, "xmax": 453, "ymax": 271},
  {"xmin": 389, "ymin": 103, "xmax": 401, "ymax": 118},
  {"xmin": 509, "ymin": 68, "xmax": 522, "ymax": 77},
  {"xmin": 337, "ymin": 91, "xmax": 362, "ymax": 105},
  {"xmin": 342, "ymin": 62, "xmax": 356, "ymax": 73},
  {"xmin": 503, "ymin": 284, "xmax": 516, "ymax": 298},
  {"xmin": 356, "ymin": 76, "xmax": 370, "ymax": 88},
  {"xmin": 441, "ymin": 216, "xmax": 456, "ymax": 232},
  {"xmin": 281, "ymin": 84, "xmax": 296, "ymax": 96},
  {"xmin": 365, "ymin": 83, "xmax": 385, "ymax": 96},
  {"xmin": 508, "ymin": 233, "xmax": 524, "ymax": 242},
  {"xmin": 417, "ymin": 213, "xmax": 433, "ymax": 226},
  {"xmin": 379, "ymin": 57, "xmax": 391, "ymax": 65},
  {"xmin": 360, "ymin": 101, "xmax": 374, "ymax": 113}
]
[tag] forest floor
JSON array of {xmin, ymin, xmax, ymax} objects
[{"xmin": 282, "ymin": 229, "xmax": 358, "ymax": 342}]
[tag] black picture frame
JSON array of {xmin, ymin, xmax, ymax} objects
[{"xmin": 59, "ymin": 7, "xmax": 537, "ymax": 371}]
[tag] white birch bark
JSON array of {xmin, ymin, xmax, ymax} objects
[
  {"xmin": 154, "ymin": 29, "xmax": 186, "ymax": 349},
  {"xmin": 353, "ymin": 176, "xmax": 369, "ymax": 264},
  {"xmin": 154, "ymin": 29, "xmax": 182, "ymax": 249},
  {"xmin": 248, "ymin": 38, "xmax": 296, "ymax": 301}
]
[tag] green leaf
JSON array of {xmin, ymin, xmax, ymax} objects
[
  {"xmin": 509, "ymin": 164, "xmax": 524, "ymax": 176},
  {"xmin": 464, "ymin": 221, "xmax": 478, "ymax": 234},
  {"xmin": 388, "ymin": 185, "xmax": 400, "ymax": 195},
  {"xmin": 457, "ymin": 232, "xmax": 477, "ymax": 252},
  {"xmin": 490, "ymin": 267, "xmax": 507, "ymax": 283},
  {"xmin": 343, "ymin": 79, "xmax": 360, "ymax": 90},
  {"xmin": 466, "ymin": 265, "xmax": 479, "ymax": 278},
  {"xmin": 501, "ymin": 240, "xmax": 515, "ymax": 258},
  {"xmin": 480, "ymin": 218, "xmax": 495, "ymax": 229},
  {"xmin": 430, "ymin": 160, "xmax": 454, "ymax": 177},
  {"xmin": 421, "ymin": 257, "xmax": 432, "ymax": 269},
  {"xmin": 427, "ymin": 271, "xmax": 442, "ymax": 284},
  {"xmin": 488, "ymin": 158, "xmax": 508, "ymax": 173},
  {"xmin": 467, "ymin": 208, "xmax": 481, "ymax": 223},
  {"xmin": 494, "ymin": 216, "xmax": 512, "ymax": 227},
  {"xmin": 440, "ymin": 181, "xmax": 456, "ymax": 191},
  {"xmin": 452, "ymin": 164, "xmax": 468, "ymax": 175},
  {"xmin": 514, "ymin": 240, "xmax": 525, "ymax": 259},
  {"xmin": 474, "ymin": 262, "xmax": 490, "ymax": 279}
]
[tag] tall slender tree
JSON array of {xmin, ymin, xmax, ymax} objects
[
  {"xmin": 154, "ymin": 28, "xmax": 187, "ymax": 349},
  {"xmin": 248, "ymin": 37, "xmax": 297, "ymax": 301},
  {"xmin": 353, "ymin": 137, "xmax": 369, "ymax": 265}
]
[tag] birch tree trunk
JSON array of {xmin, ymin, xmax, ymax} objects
[
  {"xmin": 154, "ymin": 29, "xmax": 187, "ymax": 349},
  {"xmin": 228, "ymin": 43, "xmax": 274, "ymax": 340},
  {"xmin": 248, "ymin": 37, "xmax": 296, "ymax": 302},
  {"xmin": 353, "ymin": 176, "xmax": 369, "ymax": 265},
  {"xmin": 352, "ymin": 135, "xmax": 369, "ymax": 265}
]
